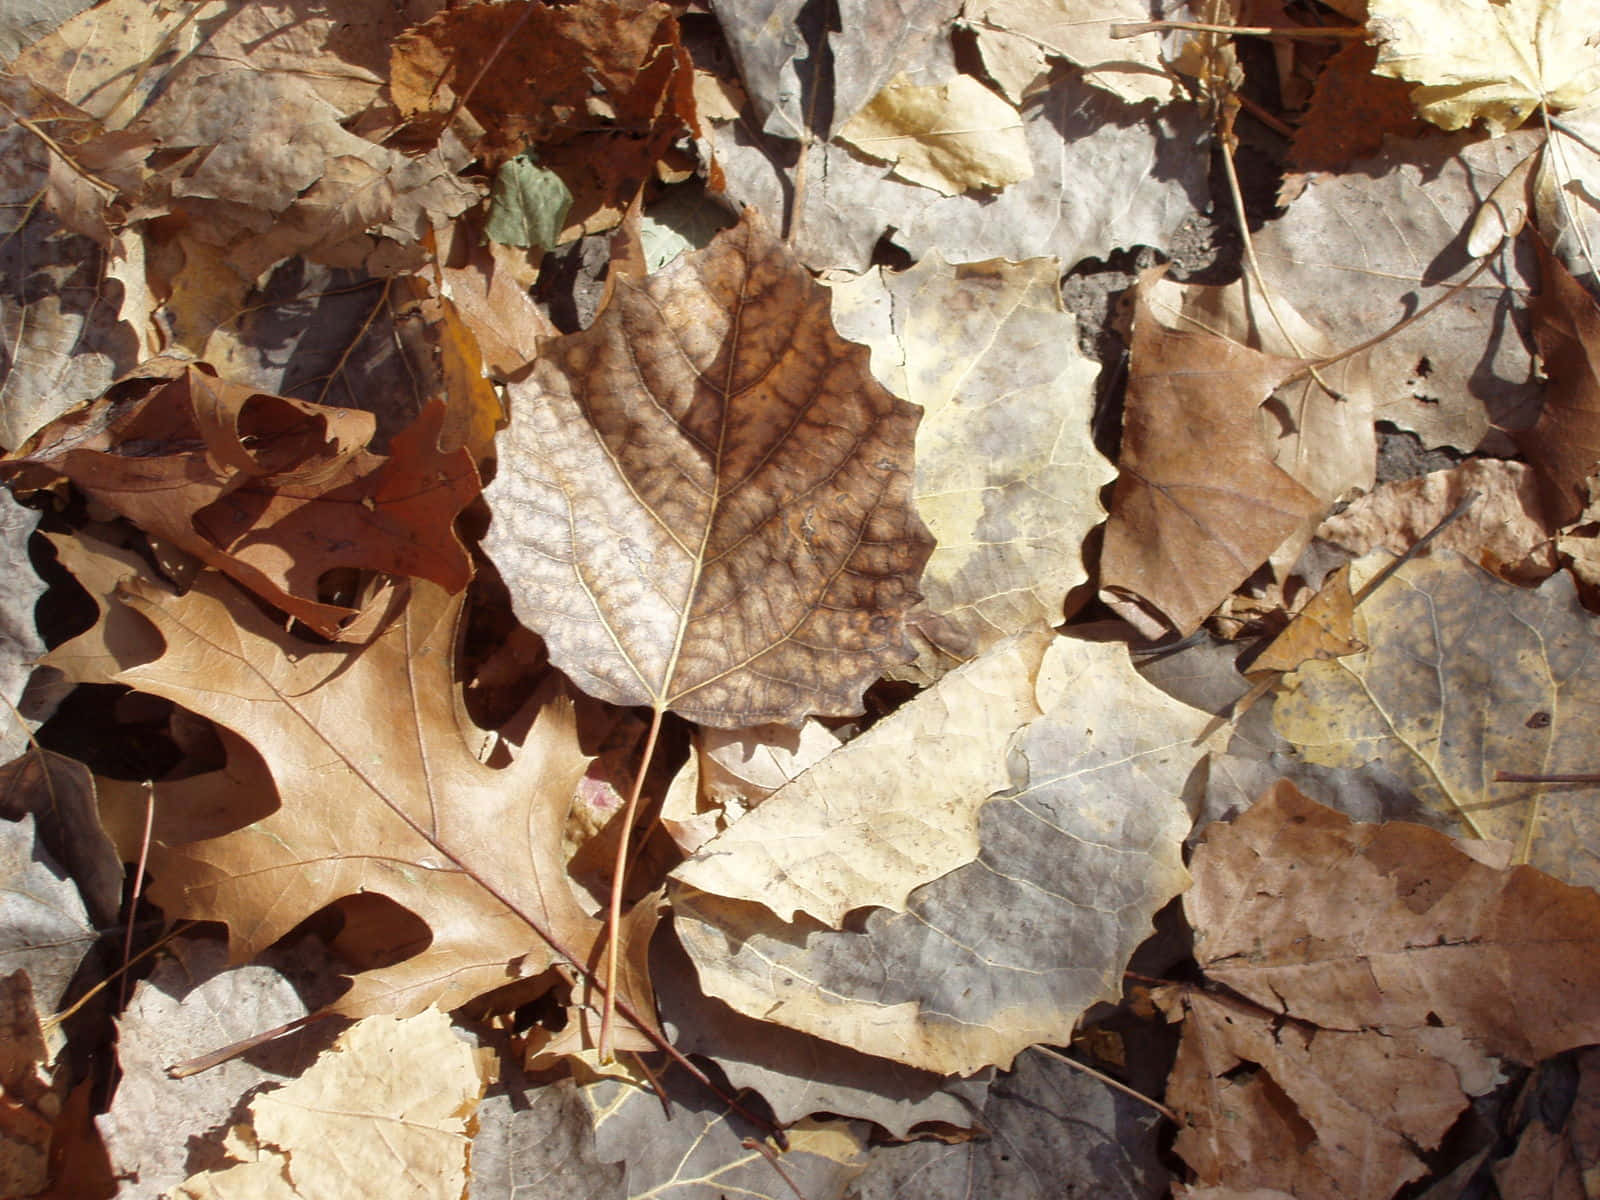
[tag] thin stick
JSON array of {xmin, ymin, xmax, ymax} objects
[
  {"xmin": 1110, "ymin": 20, "xmax": 1364, "ymax": 40},
  {"xmin": 1352, "ymin": 489, "xmax": 1481, "ymax": 606},
  {"xmin": 120, "ymin": 780, "xmax": 156, "ymax": 1008},
  {"xmin": 598, "ymin": 705, "xmax": 664, "ymax": 1061},
  {"xmin": 47, "ymin": 920, "xmax": 198, "ymax": 1029},
  {"xmin": 1032, "ymin": 1045, "xmax": 1179, "ymax": 1123},
  {"xmin": 741, "ymin": 1137, "xmax": 817, "ymax": 1200}
]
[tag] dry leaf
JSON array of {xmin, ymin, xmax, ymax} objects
[
  {"xmin": 1274, "ymin": 551, "xmax": 1600, "ymax": 889},
  {"xmin": 0, "ymin": 750, "xmax": 120, "ymax": 928},
  {"xmin": 482, "ymin": 211, "xmax": 933, "ymax": 727},
  {"xmin": 672, "ymin": 632, "xmax": 1049, "ymax": 925},
  {"xmin": 674, "ymin": 633, "xmax": 1207, "ymax": 1076},
  {"xmin": 1166, "ymin": 780, "xmax": 1600, "ymax": 1198},
  {"xmin": 1249, "ymin": 564, "xmax": 1364, "ymax": 675},
  {"xmin": 837, "ymin": 73, "xmax": 1031, "ymax": 195},
  {"xmin": 1289, "ymin": 40, "xmax": 1427, "ymax": 172},
  {"xmin": 174, "ymin": 1008, "xmax": 491, "ymax": 1200},
  {"xmin": 966, "ymin": 0, "xmax": 1179, "ymax": 105},
  {"xmin": 0, "ymin": 814, "xmax": 92, "ymax": 1015},
  {"xmin": 0, "ymin": 970, "xmax": 61, "ymax": 1198},
  {"xmin": 0, "ymin": 492, "xmax": 47, "ymax": 761},
  {"xmin": 1368, "ymin": 0, "xmax": 1600, "ymax": 134},
  {"xmin": 1100, "ymin": 276, "xmax": 1323, "ymax": 638},
  {"xmin": 2, "ymin": 364, "xmax": 479, "ymax": 639},
  {"xmin": 1519, "ymin": 236, "xmax": 1600, "ymax": 526},
  {"xmin": 468, "ymin": 1071, "xmax": 623, "ymax": 1200},
  {"xmin": 828, "ymin": 254, "xmax": 1111, "ymax": 681},
  {"xmin": 43, "ymin": 538, "xmax": 641, "ymax": 1029}
]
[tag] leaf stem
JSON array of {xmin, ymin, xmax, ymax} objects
[
  {"xmin": 598, "ymin": 704, "xmax": 664, "ymax": 1061},
  {"xmin": 1032, "ymin": 1045, "xmax": 1178, "ymax": 1122},
  {"xmin": 1110, "ymin": 20, "xmax": 1364, "ymax": 40}
]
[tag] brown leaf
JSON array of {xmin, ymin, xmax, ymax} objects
[
  {"xmin": 43, "ymin": 539, "xmax": 642, "ymax": 1030},
  {"xmin": 1166, "ymin": 780, "xmax": 1600, "ymax": 1198},
  {"xmin": 1100, "ymin": 276, "xmax": 1323, "ymax": 638},
  {"xmin": 3, "ymin": 364, "xmax": 479, "ymax": 638},
  {"xmin": 1287, "ymin": 40, "xmax": 1426, "ymax": 173},
  {"xmin": 482, "ymin": 210, "xmax": 933, "ymax": 727},
  {"xmin": 1518, "ymin": 236, "xmax": 1600, "ymax": 527}
]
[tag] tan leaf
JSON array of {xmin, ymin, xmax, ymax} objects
[
  {"xmin": 1100, "ymin": 276, "xmax": 1323, "ymax": 638},
  {"xmin": 1249, "ymin": 564, "xmax": 1363, "ymax": 676},
  {"xmin": 828, "ymin": 254, "xmax": 1111, "ymax": 681},
  {"xmin": 1273, "ymin": 551, "xmax": 1600, "ymax": 889},
  {"xmin": 174, "ymin": 1008, "xmax": 491, "ymax": 1200},
  {"xmin": 837, "ymin": 73, "xmax": 1032, "ymax": 195},
  {"xmin": 481, "ymin": 210, "xmax": 933, "ymax": 728},
  {"xmin": 1518, "ymin": 236, "xmax": 1600, "ymax": 526},
  {"xmin": 674, "ymin": 633, "xmax": 1206, "ymax": 1076},
  {"xmin": 672, "ymin": 632, "xmax": 1050, "ymax": 925},
  {"xmin": 966, "ymin": 0, "xmax": 1180, "ymax": 105},
  {"xmin": 1166, "ymin": 780, "xmax": 1600, "ymax": 1198},
  {"xmin": 1368, "ymin": 0, "xmax": 1600, "ymax": 134},
  {"xmin": 42, "ymin": 537, "xmax": 642, "ymax": 1029},
  {"xmin": 2, "ymin": 364, "xmax": 479, "ymax": 639}
]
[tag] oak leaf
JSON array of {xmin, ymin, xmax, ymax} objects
[
  {"xmin": 481, "ymin": 210, "xmax": 933, "ymax": 728},
  {"xmin": 1273, "ymin": 551, "xmax": 1600, "ymax": 889},
  {"xmin": 1100, "ymin": 276, "xmax": 1323, "ymax": 638},
  {"xmin": 1165, "ymin": 780, "xmax": 1600, "ymax": 1198},
  {"xmin": 2, "ymin": 364, "xmax": 479, "ymax": 639},
  {"xmin": 42, "ymin": 536, "xmax": 641, "ymax": 1029}
]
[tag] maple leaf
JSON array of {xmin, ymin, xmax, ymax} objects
[
  {"xmin": 43, "ymin": 534, "xmax": 643, "ymax": 1028},
  {"xmin": 482, "ymin": 210, "xmax": 933, "ymax": 728},
  {"xmin": 2, "ymin": 364, "xmax": 479, "ymax": 639}
]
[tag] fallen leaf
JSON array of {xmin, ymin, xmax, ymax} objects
[
  {"xmin": 482, "ymin": 210, "xmax": 933, "ymax": 727},
  {"xmin": 43, "ymin": 538, "xmax": 635, "ymax": 1028},
  {"xmin": 0, "ymin": 969, "xmax": 62, "ymax": 1198},
  {"xmin": 966, "ymin": 0, "xmax": 1180, "ymax": 105},
  {"xmin": 173, "ymin": 1008, "xmax": 491, "ymax": 1200},
  {"xmin": 1367, "ymin": 0, "xmax": 1600, "ymax": 134},
  {"xmin": 1518, "ymin": 236, "xmax": 1600, "ymax": 526},
  {"xmin": 582, "ymin": 1062, "xmax": 869, "ymax": 1200},
  {"xmin": 672, "ymin": 632, "xmax": 1049, "ymax": 925},
  {"xmin": 484, "ymin": 154, "xmax": 574, "ymax": 251},
  {"xmin": 1489, "ymin": 1046, "xmax": 1600, "ymax": 1199},
  {"xmin": 1100, "ymin": 275, "xmax": 1323, "ymax": 639},
  {"xmin": 435, "ymin": 219, "xmax": 558, "ymax": 380},
  {"xmin": 705, "ymin": 72, "xmax": 1210, "ymax": 273},
  {"xmin": 1249, "ymin": 564, "xmax": 1364, "ymax": 676},
  {"xmin": 1288, "ymin": 40, "xmax": 1427, "ymax": 173},
  {"xmin": 1536, "ymin": 105, "xmax": 1600, "ymax": 287},
  {"xmin": 845, "ymin": 1046, "xmax": 1169, "ymax": 1198},
  {"xmin": 837, "ymin": 73, "xmax": 1031, "ymax": 195},
  {"xmin": 96, "ymin": 937, "xmax": 343, "ymax": 1200},
  {"xmin": 0, "ymin": 491, "xmax": 46, "ymax": 761},
  {"xmin": 468, "ymin": 1070, "xmax": 624, "ymax": 1200},
  {"xmin": 674, "ymin": 633, "xmax": 1207, "ymax": 1076},
  {"xmin": 1166, "ymin": 780, "xmax": 1600, "ymax": 1198},
  {"xmin": 0, "ymin": 814, "xmax": 92, "ymax": 1014},
  {"xmin": 0, "ymin": 750, "xmax": 120, "ymax": 927},
  {"xmin": 1273, "ymin": 551, "xmax": 1600, "ymax": 888},
  {"xmin": 828, "ymin": 254, "xmax": 1111, "ymax": 681},
  {"xmin": 1313, "ymin": 458, "xmax": 1555, "ymax": 582},
  {"xmin": 3, "ymin": 364, "xmax": 480, "ymax": 638}
]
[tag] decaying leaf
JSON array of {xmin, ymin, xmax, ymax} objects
[
  {"xmin": 174, "ymin": 1008, "xmax": 491, "ymax": 1200},
  {"xmin": 1368, "ymin": 0, "xmax": 1600, "ymax": 134},
  {"xmin": 1165, "ymin": 780, "xmax": 1600, "ymax": 1199},
  {"xmin": 1519, "ymin": 236, "xmax": 1600, "ymax": 526},
  {"xmin": 1274, "ymin": 551, "xmax": 1600, "ymax": 889},
  {"xmin": 43, "ymin": 535, "xmax": 639, "ymax": 1029},
  {"xmin": 3, "ymin": 364, "xmax": 479, "ymax": 638},
  {"xmin": 837, "ymin": 73, "xmax": 1031, "ymax": 195},
  {"xmin": 828, "ymin": 254, "xmax": 1110, "ymax": 681},
  {"xmin": 482, "ymin": 210, "xmax": 933, "ymax": 727},
  {"xmin": 673, "ymin": 633, "xmax": 1049, "ymax": 925},
  {"xmin": 966, "ymin": 0, "xmax": 1179, "ymax": 105},
  {"xmin": 1100, "ymin": 276, "xmax": 1323, "ymax": 639},
  {"xmin": 674, "ymin": 633, "xmax": 1207, "ymax": 1076}
]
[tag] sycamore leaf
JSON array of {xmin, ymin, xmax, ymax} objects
[
  {"xmin": 672, "ymin": 632, "xmax": 1050, "ymax": 925},
  {"xmin": 42, "ymin": 536, "xmax": 642, "ymax": 1029},
  {"xmin": 481, "ymin": 210, "xmax": 933, "ymax": 728},
  {"xmin": 1100, "ymin": 277, "xmax": 1323, "ymax": 639},
  {"xmin": 174, "ymin": 1008, "xmax": 491, "ymax": 1200},
  {"xmin": 581, "ymin": 1061, "xmax": 868, "ymax": 1200},
  {"xmin": 1368, "ymin": 0, "xmax": 1600, "ymax": 134},
  {"xmin": 1274, "ymin": 552, "xmax": 1600, "ymax": 890},
  {"xmin": 828, "ymin": 254, "xmax": 1111, "ymax": 682},
  {"xmin": 1165, "ymin": 781, "xmax": 1600, "ymax": 1198},
  {"xmin": 837, "ymin": 74, "xmax": 1031, "ymax": 195},
  {"xmin": 2, "ymin": 364, "xmax": 479, "ymax": 639},
  {"xmin": 673, "ymin": 634, "xmax": 1206, "ymax": 1076}
]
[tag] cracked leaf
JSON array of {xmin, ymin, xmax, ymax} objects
[{"xmin": 481, "ymin": 210, "xmax": 933, "ymax": 727}]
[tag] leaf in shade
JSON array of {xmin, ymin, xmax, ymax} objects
[
  {"xmin": 2, "ymin": 364, "xmax": 479, "ymax": 638},
  {"xmin": 1100, "ymin": 277, "xmax": 1323, "ymax": 638},
  {"xmin": 481, "ymin": 210, "xmax": 933, "ymax": 727}
]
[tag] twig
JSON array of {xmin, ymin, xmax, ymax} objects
[
  {"xmin": 598, "ymin": 705, "xmax": 664, "ymax": 1061},
  {"xmin": 1032, "ymin": 1045, "xmax": 1178, "ymax": 1123},
  {"xmin": 1351, "ymin": 489, "xmax": 1482, "ymax": 606},
  {"xmin": 1110, "ymin": 20, "xmax": 1364, "ymax": 40},
  {"xmin": 120, "ymin": 780, "xmax": 156, "ymax": 1008},
  {"xmin": 741, "ymin": 1137, "xmax": 817, "ymax": 1200}
]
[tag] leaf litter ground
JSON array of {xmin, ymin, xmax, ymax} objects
[{"xmin": 6, "ymin": 2, "xmax": 1600, "ymax": 1198}]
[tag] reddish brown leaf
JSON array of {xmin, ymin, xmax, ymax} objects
[
  {"xmin": 482, "ymin": 210, "xmax": 933, "ymax": 727},
  {"xmin": 2, "ymin": 364, "xmax": 479, "ymax": 638},
  {"xmin": 1100, "ymin": 276, "xmax": 1323, "ymax": 637},
  {"xmin": 1517, "ymin": 237, "xmax": 1600, "ymax": 527}
]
